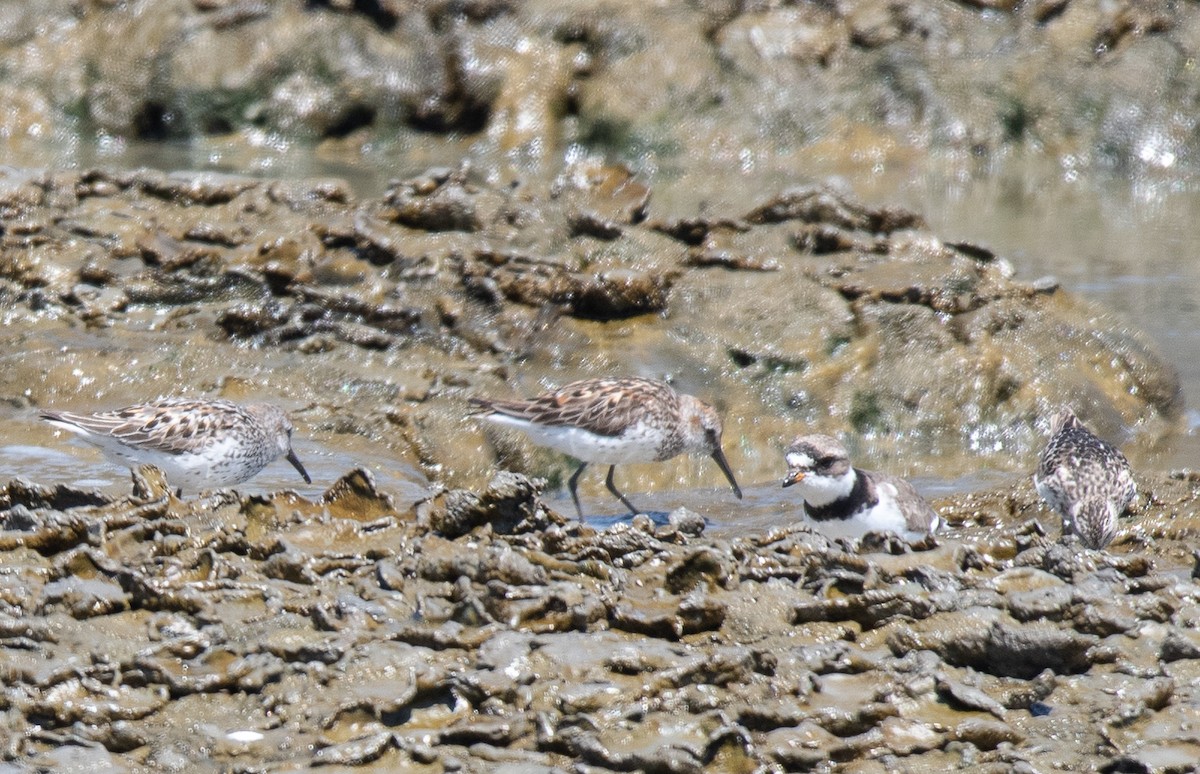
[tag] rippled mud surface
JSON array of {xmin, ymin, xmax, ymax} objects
[
  {"xmin": 0, "ymin": 165, "xmax": 1180, "ymax": 497},
  {"xmin": 0, "ymin": 162, "xmax": 1189, "ymax": 770},
  {"xmin": 1, "ymin": 1, "xmax": 1198, "ymax": 771},
  {"xmin": 5, "ymin": 465, "xmax": 1200, "ymax": 772}
]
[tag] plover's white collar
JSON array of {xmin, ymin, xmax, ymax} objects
[{"xmin": 783, "ymin": 434, "xmax": 939, "ymax": 540}]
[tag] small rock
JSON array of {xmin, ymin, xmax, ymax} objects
[
  {"xmin": 952, "ymin": 718, "xmax": 1024, "ymax": 750},
  {"xmin": 667, "ymin": 507, "xmax": 706, "ymax": 536},
  {"xmin": 312, "ymin": 731, "xmax": 393, "ymax": 766}
]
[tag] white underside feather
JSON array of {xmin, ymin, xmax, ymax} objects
[
  {"xmin": 797, "ymin": 472, "xmax": 934, "ymax": 541},
  {"xmin": 484, "ymin": 414, "xmax": 663, "ymax": 464}
]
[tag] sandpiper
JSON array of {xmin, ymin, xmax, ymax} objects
[
  {"xmin": 39, "ymin": 397, "xmax": 311, "ymax": 491},
  {"xmin": 470, "ymin": 377, "xmax": 742, "ymax": 517},
  {"xmin": 782, "ymin": 434, "xmax": 940, "ymax": 541},
  {"xmin": 1033, "ymin": 407, "xmax": 1136, "ymax": 550}
]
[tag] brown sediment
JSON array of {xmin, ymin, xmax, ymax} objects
[
  {"xmin": 4, "ymin": 2, "xmax": 1198, "ymax": 179},
  {"xmin": 0, "ymin": 166, "xmax": 1181, "ymax": 497},
  {"xmin": 0, "ymin": 1, "xmax": 1196, "ymax": 767},
  {"xmin": 2, "ymin": 465, "xmax": 1200, "ymax": 770}
]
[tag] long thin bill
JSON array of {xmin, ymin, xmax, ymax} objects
[
  {"xmin": 286, "ymin": 448, "xmax": 312, "ymax": 484},
  {"xmin": 711, "ymin": 448, "xmax": 742, "ymax": 499}
]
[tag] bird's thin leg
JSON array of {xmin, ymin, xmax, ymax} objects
[
  {"xmin": 605, "ymin": 465, "xmax": 639, "ymax": 515},
  {"xmin": 567, "ymin": 462, "xmax": 588, "ymax": 519}
]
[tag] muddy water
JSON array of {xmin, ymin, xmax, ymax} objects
[
  {"xmin": 2, "ymin": 151, "xmax": 1196, "ymax": 771},
  {"xmin": 2, "ymin": 143, "xmax": 1194, "ymax": 530},
  {"xmin": 1, "ymin": 433, "xmax": 426, "ymax": 504},
  {"xmin": 880, "ymin": 157, "xmax": 1200, "ymax": 474},
  {"xmin": 2, "ymin": 4, "xmax": 1198, "ymax": 768},
  {"xmin": 773, "ymin": 154, "xmax": 1200, "ymax": 529}
]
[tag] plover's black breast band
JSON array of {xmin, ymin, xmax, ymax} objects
[{"xmin": 804, "ymin": 468, "xmax": 877, "ymax": 522}]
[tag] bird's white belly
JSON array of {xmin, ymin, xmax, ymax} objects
[
  {"xmin": 487, "ymin": 415, "xmax": 663, "ymax": 464},
  {"xmin": 803, "ymin": 481, "xmax": 934, "ymax": 541},
  {"xmin": 1033, "ymin": 474, "xmax": 1072, "ymax": 516},
  {"xmin": 804, "ymin": 500, "xmax": 907, "ymax": 537},
  {"xmin": 91, "ymin": 434, "xmax": 261, "ymax": 490}
]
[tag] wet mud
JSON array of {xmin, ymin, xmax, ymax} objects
[
  {"xmin": 1, "ymin": 2, "xmax": 1198, "ymax": 771},
  {"xmin": 0, "ymin": 159, "xmax": 1187, "ymax": 770},
  {"xmin": 0, "ymin": 165, "xmax": 1180, "ymax": 494},
  {"xmin": 4, "ymin": 2, "xmax": 1200, "ymax": 179},
  {"xmin": 4, "ymin": 465, "xmax": 1200, "ymax": 771},
  {"xmin": 0, "ymin": 154, "xmax": 1186, "ymax": 771}
]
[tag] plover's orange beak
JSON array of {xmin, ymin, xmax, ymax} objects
[
  {"xmin": 710, "ymin": 449, "xmax": 742, "ymax": 499},
  {"xmin": 781, "ymin": 470, "xmax": 805, "ymax": 488}
]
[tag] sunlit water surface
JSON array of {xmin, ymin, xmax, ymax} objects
[{"xmin": 4, "ymin": 138, "xmax": 1198, "ymax": 534}]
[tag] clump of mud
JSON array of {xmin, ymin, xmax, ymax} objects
[
  {"xmin": 2, "ymin": 2, "xmax": 1197, "ymax": 180},
  {"xmin": 0, "ymin": 164, "xmax": 1181, "ymax": 497},
  {"xmin": 3, "ymin": 465, "xmax": 1200, "ymax": 771}
]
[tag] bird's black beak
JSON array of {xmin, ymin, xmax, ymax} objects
[
  {"xmin": 286, "ymin": 448, "xmax": 312, "ymax": 484},
  {"xmin": 711, "ymin": 448, "xmax": 742, "ymax": 500},
  {"xmin": 781, "ymin": 470, "xmax": 804, "ymax": 488}
]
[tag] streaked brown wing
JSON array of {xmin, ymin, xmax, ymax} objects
[
  {"xmin": 474, "ymin": 377, "xmax": 676, "ymax": 438},
  {"xmin": 1113, "ymin": 464, "xmax": 1137, "ymax": 512},
  {"xmin": 44, "ymin": 399, "xmax": 247, "ymax": 455},
  {"xmin": 887, "ymin": 474, "xmax": 939, "ymax": 528}
]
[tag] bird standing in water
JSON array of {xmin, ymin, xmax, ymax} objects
[
  {"xmin": 471, "ymin": 377, "xmax": 742, "ymax": 517},
  {"xmin": 40, "ymin": 397, "xmax": 311, "ymax": 492}
]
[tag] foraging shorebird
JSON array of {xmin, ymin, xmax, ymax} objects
[
  {"xmin": 470, "ymin": 377, "xmax": 742, "ymax": 517},
  {"xmin": 39, "ymin": 397, "xmax": 311, "ymax": 491},
  {"xmin": 1034, "ymin": 407, "xmax": 1136, "ymax": 550},
  {"xmin": 782, "ymin": 434, "xmax": 940, "ymax": 541}
]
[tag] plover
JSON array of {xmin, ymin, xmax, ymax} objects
[
  {"xmin": 470, "ymin": 377, "xmax": 742, "ymax": 517},
  {"xmin": 1033, "ymin": 407, "xmax": 1136, "ymax": 550},
  {"xmin": 782, "ymin": 434, "xmax": 940, "ymax": 541},
  {"xmin": 40, "ymin": 397, "xmax": 311, "ymax": 491}
]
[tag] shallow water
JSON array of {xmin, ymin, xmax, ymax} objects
[
  {"xmin": 4, "ymin": 148, "xmax": 1196, "ymax": 774},
  {"xmin": 879, "ymin": 156, "xmax": 1200, "ymax": 474},
  {"xmin": 577, "ymin": 152, "xmax": 1199, "ymax": 530},
  {"xmin": 4, "ymin": 139, "xmax": 1197, "ymax": 529},
  {"xmin": 0, "ymin": 435, "xmax": 429, "ymax": 505}
]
